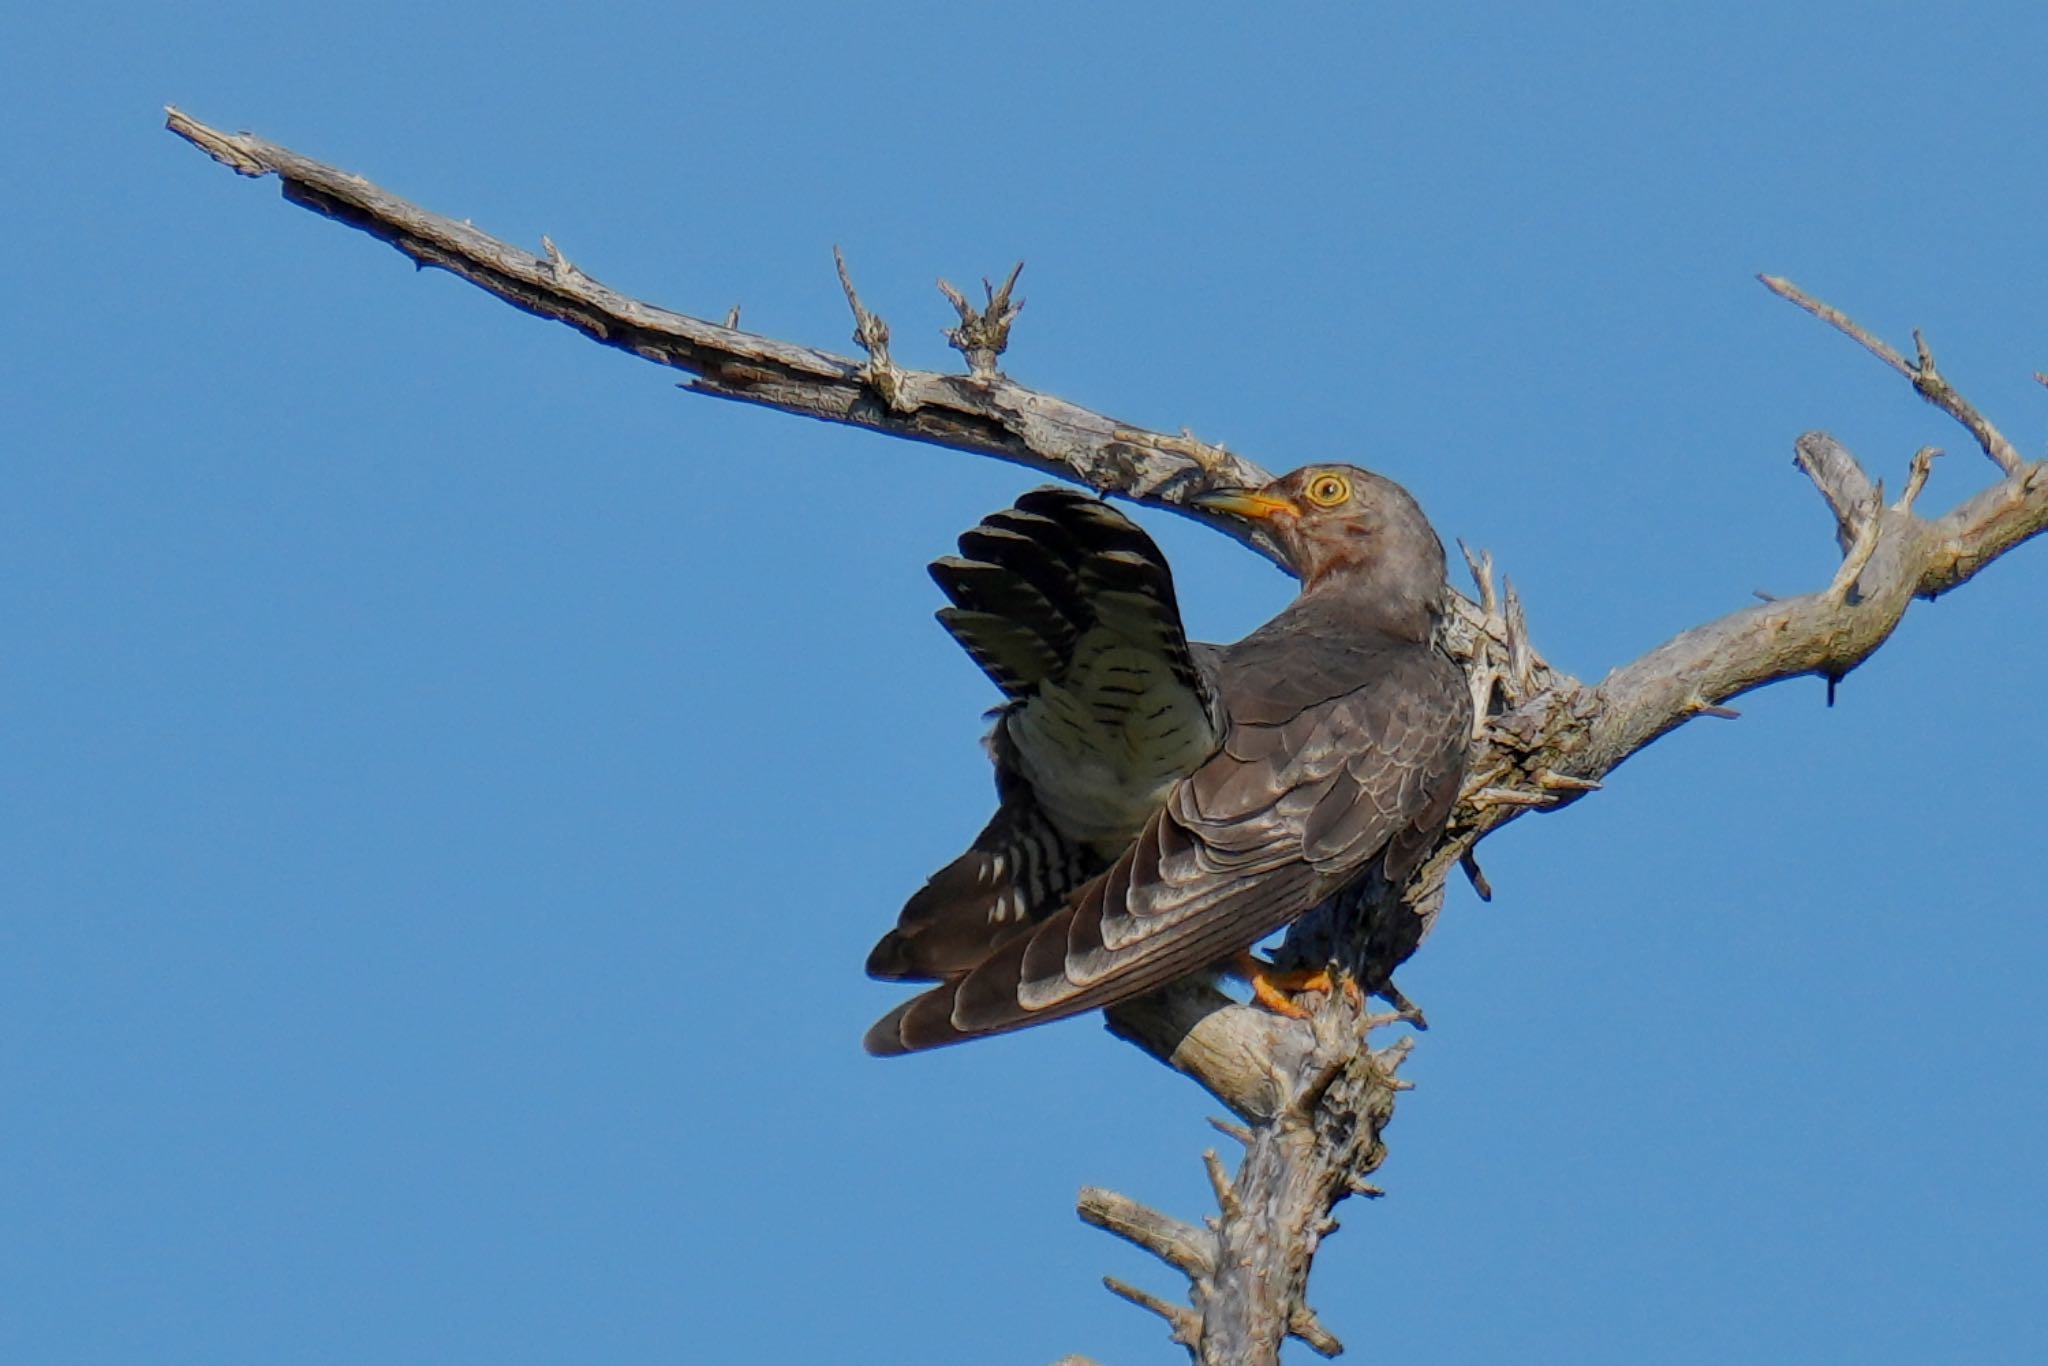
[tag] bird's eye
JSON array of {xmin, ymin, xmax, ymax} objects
[{"xmin": 1305, "ymin": 473, "xmax": 1351, "ymax": 507}]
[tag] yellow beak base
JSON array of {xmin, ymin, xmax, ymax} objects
[{"xmin": 1191, "ymin": 489, "xmax": 1300, "ymax": 521}]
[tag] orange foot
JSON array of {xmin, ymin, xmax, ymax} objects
[{"xmin": 1230, "ymin": 952, "xmax": 1363, "ymax": 1018}]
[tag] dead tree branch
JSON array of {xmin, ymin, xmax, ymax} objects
[
  {"xmin": 169, "ymin": 110, "xmax": 2048, "ymax": 1365},
  {"xmin": 1761, "ymin": 275, "xmax": 2024, "ymax": 475},
  {"xmin": 160, "ymin": 108, "xmax": 1272, "ymax": 530}
]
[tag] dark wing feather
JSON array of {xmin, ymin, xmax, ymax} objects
[
  {"xmin": 866, "ymin": 489, "xmax": 1225, "ymax": 983},
  {"xmin": 865, "ymin": 732, "xmax": 1100, "ymax": 982},
  {"xmin": 865, "ymin": 632, "xmax": 1471, "ymax": 1055}
]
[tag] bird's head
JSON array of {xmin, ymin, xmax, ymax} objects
[{"xmin": 1194, "ymin": 464, "xmax": 1449, "ymax": 619}]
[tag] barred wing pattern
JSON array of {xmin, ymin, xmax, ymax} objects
[{"xmin": 866, "ymin": 489, "xmax": 1225, "ymax": 983}]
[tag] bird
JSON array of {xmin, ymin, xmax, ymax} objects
[{"xmin": 864, "ymin": 465, "xmax": 1472, "ymax": 1055}]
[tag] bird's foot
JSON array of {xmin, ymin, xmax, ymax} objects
[{"xmin": 1230, "ymin": 952, "xmax": 1362, "ymax": 1018}]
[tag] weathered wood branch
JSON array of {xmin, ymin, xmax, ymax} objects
[
  {"xmin": 160, "ymin": 107, "xmax": 1273, "ymax": 537},
  {"xmin": 1761, "ymin": 274, "xmax": 2025, "ymax": 475},
  {"xmin": 169, "ymin": 109, "xmax": 2048, "ymax": 1366}
]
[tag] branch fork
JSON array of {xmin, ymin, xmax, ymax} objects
[
  {"xmin": 1761, "ymin": 274, "xmax": 2023, "ymax": 475},
  {"xmin": 938, "ymin": 261, "xmax": 1025, "ymax": 380}
]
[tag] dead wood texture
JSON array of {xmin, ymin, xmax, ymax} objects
[{"xmin": 167, "ymin": 108, "xmax": 2048, "ymax": 1366}]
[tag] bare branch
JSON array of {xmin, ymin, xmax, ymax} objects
[
  {"xmin": 1795, "ymin": 428, "xmax": 1878, "ymax": 538},
  {"xmin": 1459, "ymin": 850, "xmax": 1494, "ymax": 901},
  {"xmin": 1290, "ymin": 1306, "xmax": 1345, "ymax": 1357},
  {"xmin": 1582, "ymin": 438, "xmax": 2048, "ymax": 774},
  {"xmin": 1201, "ymin": 1150, "xmax": 1240, "ymax": 1219},
  {"xmin": 1824, "ymin": 481, "xmax": 1886, "ymax": 605},
  {"xmin": 1458, "ymin": 540, "xmax": 1498, "ymax": 613},
  {"xmin": 1103, "ymin": 980, "xmax": 1298, "ymax": 1123},
  {"xmin": 163, "ymin": 115, "xmax": 2048, "ymax": 897},
  {"xmin": 1895, "ymin": 446, "xmax": 1941, "ymax": 514},
  {"xmin": 1759, "ymin": 273, "xmax": 1918, "ymax": 379},
  {"xmin": 832, "ymin": 246, "xmax": 912, "ymax": 412},
  {"xmin": 162, "ymin": 107, "xmax": 1276, "ymax": 533},
  {"xmin": 1077, "ymin": 1188, "xmax": 1215, "ymax": 1278},
  {"xmin": 1762, "ymin": 275, "xmax": 2024, "ymax": 475},
  {"xmin": 1207, "ymin": 1115, "xmax": 1252, "ymax": 1145},
  {"xmin": 1104, "ymin": 1277, "xmax": 1201, "ymax": 1347}
]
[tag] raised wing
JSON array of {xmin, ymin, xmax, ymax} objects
[
  {"xmin": 865, "ymin": 627, "xmax": 1471, "ymax": 1054},
  {"xmin": 866, "ymin": 488, "xmax": 1225, "ymax": 982}
]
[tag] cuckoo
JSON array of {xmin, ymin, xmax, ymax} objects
[{"xmin": 864, "ymin": 465, "xmax": 1471, "ymax": 1055}]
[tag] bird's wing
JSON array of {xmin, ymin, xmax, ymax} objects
[
  {"xmin": 865, "ymin": 731, "xmax": 1100, "ymax": 981},
  {"xmin": 866, "ymin": 638, "xmax": 1470, "ymax": 1053},
  {"xmin": 867, "ymin": 489, "xmax": 1224, "ymax": 982}
]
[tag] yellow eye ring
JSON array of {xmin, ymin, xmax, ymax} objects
[{"xmin": 1304, "ymin": 472, "xmax": 1351, "ymax": 508}]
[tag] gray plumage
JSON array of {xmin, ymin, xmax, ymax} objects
[{"xmin": 866, "ymin": 467, "xmax": 1470, "ymax": 1054}]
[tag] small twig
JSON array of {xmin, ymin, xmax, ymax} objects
[
  {"xmin": 539, "ymin": 235, "xmax": 581, "ymax": 280},
  {"xmin": 1913, "ymin": 332, "xmax": 2023, "ymax": 474},
  {"xmin": 1289, "ymin": 1305, "xmax": 1344, "ymax": 1357},
  {"xmin": 1458, "ymin": 540, "xmax": 1499, "ymax": 615},
  {"xmin": 1682, "ymin": 696, "xmax": 1742, "ymax": 721},
  {"xmin": 1759, "ymin": 275, "xmax": 1915, "ymax": 379},
  {"xmin": 1103, "ymin": 1277, "xmax": 1200, "ymax": 1346},
  {"xmin": 1826, "ymin": 482, "xmax": 1886, "ymax": 604},
  {"xmin": 1377, "ymin": 1035, "xmax": 1417, "ymax": 1076},
  {"xmin": 938, "ymin": 260, "xmax": 1025, "ymax": 380},
  {"xmin": 1201, "ymin": 1149, "xmax": 1241, "ymax": 1219},
  {"xmin": 832, "ymin": 246, "xmax": 913, "ymax": 412},
  {"xmin": 832, "ymin": 245, "xmax": 886, "ymax": 354},
  {"xmin": 1460, "ymin": 850, "xmax": 1494, "ymax": 901},
  {"xmin": 1894, "ymin": 446, "xmax": 1941, "ymax": 514},
  {"xmin": 722, "ymin": 303, "xmax": 741, "ymax": 330},
  {"xmin": 1207, "ymin": 1115, "xmax": 1252, "ymax": 1145},
  {"xmin": 1503, "ymin": 577, "xmax": 1538, "ymax": 691},
  {"xmin": 1077, "ymin": 1188, "xmax": 1215, "ymax": 1278}
]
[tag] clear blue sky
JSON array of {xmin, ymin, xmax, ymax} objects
[{"xmin": 7, "ymin": 4, "xmax": 2046, "ymax": 1363}]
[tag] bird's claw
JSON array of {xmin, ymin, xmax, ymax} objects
[{"xmin": 1233, "ymin": 953, "xmax": 1363, "ymax": 1017}]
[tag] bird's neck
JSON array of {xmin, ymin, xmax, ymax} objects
[{"xmin": 1296, "ymin": 560, "xmax": 1443, "ymax": 644}]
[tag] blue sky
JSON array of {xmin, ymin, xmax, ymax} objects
[{"xmin": 7, "ymin": 4, "xmax": 2047, "ymax": 1363}]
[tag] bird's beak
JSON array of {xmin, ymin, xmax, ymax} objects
[{"xmin": 1192, "ymin": 488, "xmax": 1299, "ymax": 521}]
